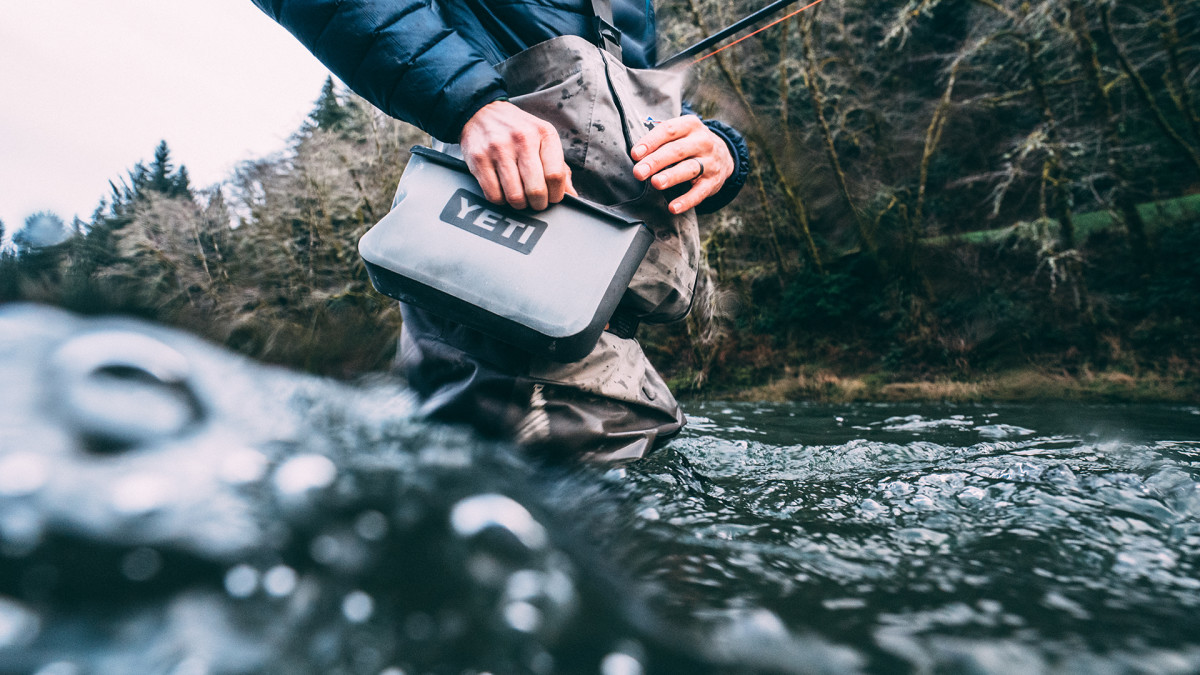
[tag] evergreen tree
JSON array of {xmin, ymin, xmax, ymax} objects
[
  {"xmin": 304, "ymin": 76, "xmax": 351, "ymax": 133},
  {"xmin": 149, "ymin": 140, "xmax": 176, "ymax": 195},
  {"xmin": 108, "ymin": 143, "xmax": 194, "ymax": 216},
  {"xmin": 173, "ymin": 165, "xmax": 193, "ymax": 200}
]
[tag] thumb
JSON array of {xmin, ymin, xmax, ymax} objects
[{"xmin": 564, "ymin": 166, "xmax": 578, "ymax": 198}]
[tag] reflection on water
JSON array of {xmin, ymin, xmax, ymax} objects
[{"xmin": 627, "ymin": 402, "xmax": 1200, "ymax": 672}]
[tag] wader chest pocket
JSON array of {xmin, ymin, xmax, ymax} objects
[{"xmin": 359, "ymin": 146, "xmax": 654, "ymax": 362}]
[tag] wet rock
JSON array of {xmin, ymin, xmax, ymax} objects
[{"xmin": 0, "ymin": 304, "xmax": 812, "ymax": 675}]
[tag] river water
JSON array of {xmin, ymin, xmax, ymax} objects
[
  {"xmin": 622, "ymin": 401, "xmax": 1200, "ymax": 673},
  {"xmin": 4, "ymin": 305, "xmax": 1200, "ymax": 673}
]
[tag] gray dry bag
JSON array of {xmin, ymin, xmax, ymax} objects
[{"xmin": 358, "ymin": 146, "xmax": 654, "ymax": 362}]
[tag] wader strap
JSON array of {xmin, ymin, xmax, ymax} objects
[
  {"xmin": 606, "ymin": 307, "xmax": 640, "ymax": 339},
  {"xmin": 590, "ymin": 0, "xmax": 622, "ymax": 58}
]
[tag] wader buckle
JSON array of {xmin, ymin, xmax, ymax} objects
[
  {"xmin": 593, "ymin": 16, "xmax": 622, "ymax": 56},
  {"xmin": 606, "ymin": 308, "xmax": 640, "ymax": 340}
]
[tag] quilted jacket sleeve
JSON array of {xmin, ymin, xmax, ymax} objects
[{"xmin": 251, "ymin": 0, "xmax": 508, "ymax": 142}]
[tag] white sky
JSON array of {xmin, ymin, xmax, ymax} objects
[{"xmin": 0, "ymin": 1, "xmax": 333, "ymax": 238}]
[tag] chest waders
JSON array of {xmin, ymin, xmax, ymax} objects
[{"xmin": 398, "ymin": 0, "xmax": 700, "ymax": 460}]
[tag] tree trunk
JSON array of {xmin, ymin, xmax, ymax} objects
[
  {"xmin": 1067, "ymin": 0, "xmax": 1151, "ymax": 271},
  {"xmin": 686, "ymin": 0, "xmax": 825, "ymax": 273},
  {"xmin": 801, "ymin": 14, "xmax": 876, "ymax": 258}
]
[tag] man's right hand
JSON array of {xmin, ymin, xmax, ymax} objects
[{"xmin": 459, "ymin": 100, "xmax": 576, "ymax": 211}]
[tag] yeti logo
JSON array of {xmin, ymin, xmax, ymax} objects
[{"xmin": 439, "ymin": 189, "xmax": 547, "ymax": 255}]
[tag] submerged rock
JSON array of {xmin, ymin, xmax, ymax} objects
[{"xmin": 0, "ymin": 305, "xmax": 826, "ymax": 675}]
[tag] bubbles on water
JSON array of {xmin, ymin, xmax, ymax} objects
[
  {"xmin": 219, "ymin": 448, "xmax": 269, "ymax": 485},
  {"xmin": 0, "ymin": 504, "xmax": 45, "ymax": 555},
  {"xmin": 342, "ymin": 590, "xmax": 375, "ymax": 624},
  {"xmin": 976, "ymin": 424, "xmax": 1036, "ymax": 440},
  {"xmin": 999, "ymin": 461, "xmax": 1043, "ymax": 482},
  {"xmin": 49, "ymin": 330, "xmax": 200, "ymax": 448},
  {"xmin": 0, "ymin": 452, "xmax": 50, "ymax": 496},
  {"xmin": 0, "ymin": 596, "xmax": 40, "ymax": 648},
  {"xmin": 224, "ymin": 564, "xmax": 259, "ymax": 598},
  {"xmin": 310, "ymin": 531, "xmax": 369, "ymax": 573},
  {"xmin": 600, "ymin": 650, "xmax": 644, "ymax": 675},
  {"xmin": 273, "ymin": 454, "xmax": 337, "ymax": 497},
  {"xmin": 355, "ymin": 510, "xmax": 389, "ymax": 541},
  {"xmin": 110, "ymin": 473, "xmax": 173, "ymax": 515},
  {"xmin": 262, "ymin": 565, "xmax": 298, "ymax": 597},
  {"xmin": 503, "ymin": 600, "xmax": 542, "ymax": 633},
  {"xmin": 450, "ymin": 494, "xmax": 548, "ymax": 551},
  {"xmin": 882, "ymin": 415, "xmax": 973, "ymax": 433},
  {"xmin": 529, "ymin": 650, "xmax": 555, "ymax": 674},
  {"xmin": 498, "ymin": 568, "xmax": 577, "ymax": 637}
]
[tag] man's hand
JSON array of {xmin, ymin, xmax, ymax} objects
[
  {"xmin": 459, "ymin": 100, "xmax": 576, "ymax": 211},
  {"xmin": 631, "ymin": 115, "xmax": 734, "ymax": 215}
]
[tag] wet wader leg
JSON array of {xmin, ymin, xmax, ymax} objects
[{"xmin": 398, "ymin": 305, "xmax": 684, "ymax": 461}]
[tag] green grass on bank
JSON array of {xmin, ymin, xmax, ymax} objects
[{"xmin": 924, "ymin": 193, "xmax": 1200, "ymax": 247}]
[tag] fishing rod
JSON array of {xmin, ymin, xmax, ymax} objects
[{"xmin": 657, "ymin": 0, "xmax": 828, "ymax": 69}]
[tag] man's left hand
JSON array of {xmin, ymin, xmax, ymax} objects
[{"xmin": 631, "ymin": 115, "xmax": 734, "ymax": 215}]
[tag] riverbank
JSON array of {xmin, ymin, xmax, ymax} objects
[{"xmin": 718, "ymin": 367, "xmax": 1199, "ymax": 404}]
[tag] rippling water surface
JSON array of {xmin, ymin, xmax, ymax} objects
[
  {"xmin": 5, "ymin": 305, "xmax": 1200, "ymax": 673},
  {"xmin": 624, "ymin": 402, "xmax": 1200, "ymax": 673}
]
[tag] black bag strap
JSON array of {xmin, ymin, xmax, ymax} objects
[
  {"xmin": 590, "ymin": 0, "xmax": 622, "ymax": 57},
  {"xmin": 606, "ymin": 306, "xmax": 640, "ymax": 339}
]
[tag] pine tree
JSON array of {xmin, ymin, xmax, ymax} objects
[
  {"xmin": 149, "ymin": 140, "xmax": 176, "ymax": 195},
  {"xmin": 173, "ymin": 165, "xmax": 193, "ymax": 200},
  {"xmin": 304, "ymin": 76, "xmax": 351, "ymax": 133}
]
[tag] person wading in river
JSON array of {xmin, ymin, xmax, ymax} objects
[{"xmin": 251, "ymin": 0, "xmax": 751, "ymax": 460}]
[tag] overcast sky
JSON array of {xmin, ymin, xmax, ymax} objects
[{"xmin": 0, "ymin": 1, "xmax": 333, "ymax": 239}]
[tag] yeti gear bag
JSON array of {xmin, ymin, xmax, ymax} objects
[
  {"xmin": 361, "ymin": 14, "xmax": 702, "ymax": 364},
  {"xmin": 359, "ymin": 146, "xmax": 654, "ymax": 362}
]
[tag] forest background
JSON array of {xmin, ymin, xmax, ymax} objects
[{"xmin": 2, "ymin": 0, "xmax": 1198, "ymax": 402}]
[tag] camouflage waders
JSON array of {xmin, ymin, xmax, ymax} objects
[{"xmin": 397, "ymin": 34, "xmax": 700, "ymax": 461}]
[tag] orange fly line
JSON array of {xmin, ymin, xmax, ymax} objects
[{"xmin": 692, "ymin": 0, "xmax": 830, "ymax": 65}]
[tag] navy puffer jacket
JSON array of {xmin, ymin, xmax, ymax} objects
[{"xmin": 251, "ymin": 0, "xmax": 749, "ymax": 210}]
